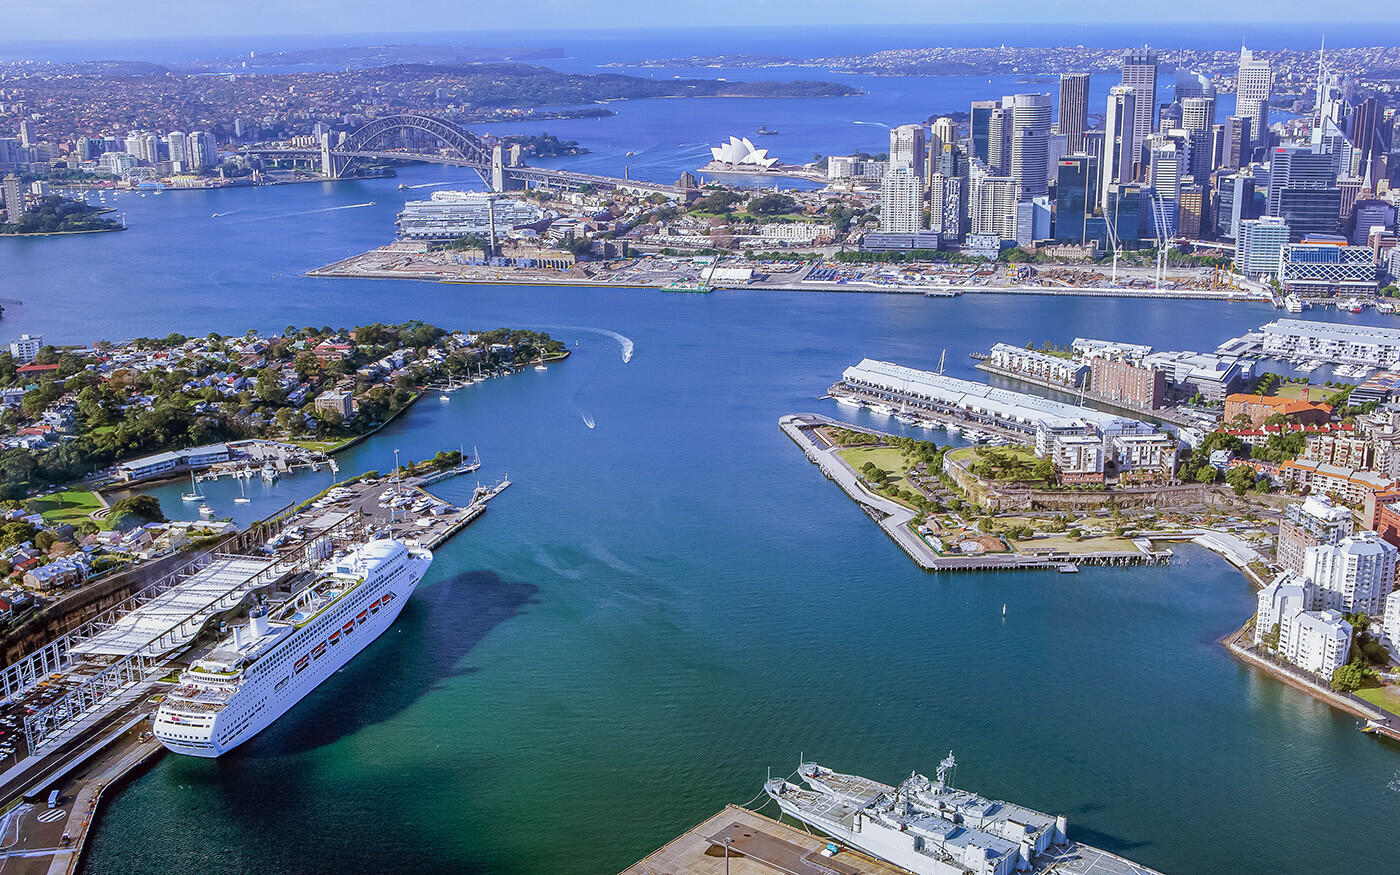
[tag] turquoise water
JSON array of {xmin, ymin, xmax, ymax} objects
[{"xmin": 1, "ymin": 68, "xmax": 1396, "ymax": 872}]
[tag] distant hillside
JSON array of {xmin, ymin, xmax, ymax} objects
[{"xmin": 366, "ymin": 63, "xmax": 861, "ymax": 106}]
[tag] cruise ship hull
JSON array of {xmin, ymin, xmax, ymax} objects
[{"xmin": 155, "ymin": 547, "xmax": 430, "ymax": 757}]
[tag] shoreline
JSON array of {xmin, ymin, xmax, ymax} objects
[{"xmin": 308, "ymin": 257, "xmax": 1270, "ymax": 302}]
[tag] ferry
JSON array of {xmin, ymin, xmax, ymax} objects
[
  {"xmin": 153, "ymin": 539, "xmax": 432, "ymax": 757},
  {"xmin": 766, "ymin": 758, "xmax": 1165, "ymax": 875},
  {"xmin": 1283, "ymin": 295, "xmax": 1306, "ymax": 313}
]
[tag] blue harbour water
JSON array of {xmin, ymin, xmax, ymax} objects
[{"xmin": 1, "ymin": 25, "xmax": 1397, "ymax": 873}]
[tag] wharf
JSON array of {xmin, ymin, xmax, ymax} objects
[
  {"xmin": 782, "ymin": 414, "xmax": 1172, "ymax": 573},
  {"xmin": 621, "ymin": 805, "xmax": 915, "ymax": 875},
  {"xmin": 0, "ymin": 465, "xmax": 509, "ymax": 872},
  {"xmin": 972, "ymin": 361, "xmax": 1202, "ymax": 430}
]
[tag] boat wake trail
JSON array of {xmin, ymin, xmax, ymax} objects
[
  {"xmin": 581, "ymin": 412, "xmax": 596, "ymax": 429},
  {"xmin": 852, "ymin": 120, "xmax": 890, "ymax": 128},
  {"xmin": 539, "ymin": 325, "xmax": 635, "ymax": 363}
]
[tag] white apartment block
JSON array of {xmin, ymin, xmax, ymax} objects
[
  {"xmin": 1280, "ymin": 609, "xmax": 1352, "ymax": 678},
  {"xmin": 9, "ymin": 333, "xmax": 42, "ymax": 364},
  {"xmin": 1301, "ymin": 531, "xmax": 1397, "ymax": 617}
]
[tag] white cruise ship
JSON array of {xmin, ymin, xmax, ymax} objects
[
  {"xmin": 154, "ymin": 539, "xmax": 432, "ymax": 757},
  {"xmin": 766, "ymin": 757, "xmax": 1163, "ymax": 875}
]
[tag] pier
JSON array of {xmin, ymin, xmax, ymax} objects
[
  {"xmin": 0, "ymin": 462, "xmax": 509, "ymax": 872},
  {"xmin": 621, "ymin": 805, "xmax": 914, "ymax": 875}
]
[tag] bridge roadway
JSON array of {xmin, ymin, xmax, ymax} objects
[{"xmin": 242, "ymin": 147, "xmax": 687, "ymax": 198}]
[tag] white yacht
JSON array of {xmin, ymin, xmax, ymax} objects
[
  {"xmin": 835, "ymin": 396, "xmax": 865, "ymax": 409},
  {"xmin": 153, "ymin": 539, "xmax": 432, "ymax": 757}
]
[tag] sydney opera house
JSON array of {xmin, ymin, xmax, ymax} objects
[{"xmin": 704, "ymin": 136, "xmax": 781, "ymax": 171}]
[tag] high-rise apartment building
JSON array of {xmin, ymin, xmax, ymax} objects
[
  {"xmin": 167, "ymin": 131, "xmax": 188, "ymax": 168},
  {"xmin": 1237, "ymin": 47, "xmax": 1273, "ymax": 157},
  {"xmin": 1121, "ymin": 48, "xmax": 1159, "ymax": 176},
  {"xmin": 1, "ymin": 174, "xmax": 24, "ymax": 222},
  {"xmin": 968, "ymin": 167, "xmax": 1020, "ymax": 240},
  {"xmin": 1057, "ymin": 73, "xmax": 1090, "ymax": 152},
  {"xmin": 880, "ymin": 165, "xmax": 924, "ymax": 233},
  {"xmin": 986, "ymin": 107, "xmax": 1010, "ymax": 175},
  {"xmin": 1302, "ymin": 531, "xmax": 1397, "ymax": 617},
  {"xmin": 928, "ymin": 172, "xmax": 964, "ymax": 238},
  {"xmin": 889, "ymin": 124, "xmax": 926, "ymax": 181},
  {"xmin": 1102, "ymin": 86, "xmax": 1137, "ymax": 209},
  {"xmin": 1278, "ymin": 496, "xmax": 1354, "ymax": 574},
  {"xmin": 1006, "ymin": 93, "xmax": 1052, "ymax": 198},
  {"xmin": 931, "ymin": 118, "xmax": 958, "ymax": 152}
]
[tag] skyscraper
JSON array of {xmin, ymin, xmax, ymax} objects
[
  {"xmin": 1057, "ymin": 73, "xmax": 1090, "ymax": 152},
  {"xmin": 1181, "ymin": 98, "xmax": 1216, "ymax": 135},
  {"xmin": 1054, "ymin": 154, "xmax": 1098, "ymax": 245},
  {"xmin": 986, "ymin": 107, "xmax": 1010, "ymax": 175},
  {"xmin": 1006, "ymin": 93, "xmax": 1052, "ymax": 198},
  {"xmin": 889, "ymin": 124, "xmax": 926, "ymax": 181},
  {"xmin": 880, "ymin": 165, "xmax": 924, "ymax": 232},
  {"xmin": 1237, "ymin": 47, "xmax": 1273, "ymax": 158},
  {"xmin": 931, "ymin": 117, "xmax": 958, "ymax": 152},
  {"xmin": 1175, "ymin": 68, "xmax": 1216, "ymax": 104},
  {"xmin": 968, "ymin": 164, "xmax": 1020, "ymax": 240},
  {"xmin": 1219, "ymin": 116, "xmax": 1249, "ymax": 170},
  {"xmin": 1121, "ymin": 48, "xmax": 1159, "ymax": 176},
  {"xmin": 167, "ymin": 131, "xmax": 188, "ymax": 169},
  {"xmin": 970, "ymin": 100, "xmax": 999, "ymax": 165},
  {"xmin": 928, "ymin": 172, "xmax": 964, "ymax": 238},
  {"xmin": 17, "ymin": 121, "xmax": 34, "ymax": 149},
  {"xmin": 1102, "ymin": 86, "xmax": 1137, "ymax": 209}
]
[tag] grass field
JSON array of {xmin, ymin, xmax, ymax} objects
[
  {"xmin": 30, "ymin": 489, "xmax": 104, "ymax": 527},
  {"xmin": 1354, "ymin": 683, "xmax": 1400, "ymax": 713},
  {"xmin": 289, "ymin": 439, "xmax": 344, "ymax": 453},
  {"xmin": 838, "ymin": 446, "xmax": 911, "ymax": 483}
]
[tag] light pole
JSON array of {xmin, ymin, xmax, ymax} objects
[{"xmin": 722, "ymin": 837, "xmax": 733, "ymax": 875}]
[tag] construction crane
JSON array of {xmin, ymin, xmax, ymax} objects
[{"xmin": 1149, "ymin": 191, "xmax": 1172, "ymax": 289}]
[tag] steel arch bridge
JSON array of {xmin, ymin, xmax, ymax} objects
[{"xmin": 331, "ymin": 114, "xmax": 492, "ymax": 177}]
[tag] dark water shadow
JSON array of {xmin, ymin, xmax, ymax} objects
[{"xmin": 177, "ymin": 569, "xmax": 537, "ymax": 765}]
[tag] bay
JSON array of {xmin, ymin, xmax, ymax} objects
[{"xmin": 1, "ymin": 25, "xmax": 1396, "ymax": 871}]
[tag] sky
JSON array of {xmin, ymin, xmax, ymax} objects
[{"xmin": 3, "ymin": 0, "xmax": 1395, "ymax": 43}]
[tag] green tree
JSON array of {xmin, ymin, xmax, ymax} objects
[
  {"xmin": 109, "ymin": 494, "xmax": 165, "ymax": 525},
  {"xmin": 1330, "ymin": 661, "xmax": 1367, "ymax": 692}
]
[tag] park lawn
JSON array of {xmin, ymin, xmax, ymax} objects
[
  {"xmin": 1354, "ymin": 682, "xmax": 1400, "ymax": 713},
  {"xmin": 1274, "ymin": 383, "xmax": 1321, "ymax": 400},
  {"xmin": 31, "ymin": 489, "xmax": 104, "ymax": 527},
  {"xmin": 839, "ymin": 446, "xmax": 912, "ymax": 484},
  {"xmin": 289, "ymin": 439, "xmax": 344, "ymax": 454}
]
